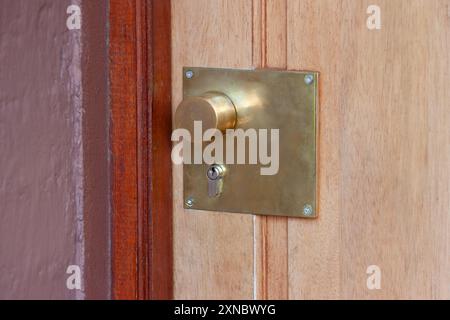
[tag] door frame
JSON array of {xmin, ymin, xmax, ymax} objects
[{"xmin": 109, "ymin": 0, "xmax": 173, "ymax": 300}]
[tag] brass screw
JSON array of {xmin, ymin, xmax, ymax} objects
[
  {"xmin": 304, "ymin": 74, "xmax": 314, "ymax": 85},
  {"xmin": 303, "ymin": 204, "xmax": 313, "ymax": 216},
  {"xmin": 185, "ymin": 70, "xmax": 194, "ymax": 79},
  {"xmin": 185, "ymin": 197, "xmax": 194, "ymax": 208}
]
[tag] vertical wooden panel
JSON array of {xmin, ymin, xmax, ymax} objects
[
  {"xmin": 136, "ymin": 0, "xmax": 150, "ymax": 300},
  {"xmin": 111, "ymin": 0, "xmax": 173, "ymax": 300},
  {"xmin": 253, "ymin": 0, "xmax": 289, "ymax": 300},
  {"xmin": 287, "ymin": 0, "xmax": 450, "ymax": 299},
  {"xmin": 148, "ymin": 0, "xmax": 173, "ymax": 299},
  {"xmin": 110, "ymin": 0, "xmax": 139, "ymax": 300},
  {"xmin": 286, "ymin": 0, "xmax": 342, "ymax": 299},
  {"xmin": 264, "ymin": 0, "xmax": 289, "ymax": 300},
  {"xmin": 431, "ymin": 2, "xmax": 450, "ymax": 298},
  {"xmin": 336, "ymin": 0, "xmax": 450, "ymax": 299},
  {"xmin": 172, "ymin": 0, "xmax": 254, "ymax": 299},
  {"xmin": 171, "ymin": 0, "xmax": 449, "ymax": 299}
]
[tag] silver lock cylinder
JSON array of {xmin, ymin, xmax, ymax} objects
[{"xmin": 206, "ymin": 164, "xmax": 226, "ymax": 197}]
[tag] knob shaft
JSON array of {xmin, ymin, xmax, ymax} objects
[{"xmin": 174, "ymin": 92, "xmax": 237, "ymax": 140}]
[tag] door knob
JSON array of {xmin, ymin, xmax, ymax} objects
[{"xmin": 174, "ymin": 92, "xmax": 237, "ymax": 140}]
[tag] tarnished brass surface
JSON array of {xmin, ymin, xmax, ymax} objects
[
  {"xmin": 175, "ymin": 92, "xmax": 237, "ymax": 142},
  {"xmin": 180, "ymin": 67, "xmax": 319, "ymax": 218}
]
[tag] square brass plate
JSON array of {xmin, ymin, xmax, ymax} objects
[{"xmin": 183, "ymin": 67, "xmax": 318, "ymax": 218}]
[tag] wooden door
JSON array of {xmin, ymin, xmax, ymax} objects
[{"xmin": 171, "ymin": 0, "xmax": 449, "ymax": 299}]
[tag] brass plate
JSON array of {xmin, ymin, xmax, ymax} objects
[{"xmin": 182, "ymin": 67, "xmax": 318, "ymax": 218}]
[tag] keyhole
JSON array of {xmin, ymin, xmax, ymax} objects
[{"xmin": 207, "ymin": 166, "xmax": 222, "ymax": 180}]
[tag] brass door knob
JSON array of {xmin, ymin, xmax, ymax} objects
[{"xmin": 174, "ymin": 92, "xmax": 237, "ymax": 140}]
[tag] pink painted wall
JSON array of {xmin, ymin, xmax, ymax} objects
[{"xmin": 0, "ymin": 0, "xmax": 110, "ymax": 299}]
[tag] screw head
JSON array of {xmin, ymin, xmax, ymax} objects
[
  {"xmin": 185, "ymin": 197, "xmax": 194, "ymax": 208},
  {"xmin": 304, "ymin": 74, "xmax": 314, "ymax": 85},
  {"xmin": 185, "ymin": 70, "xmax": 194, "ymax": 79},
  {"xmin": 303, "ymin": 204, "xmax": 313, "ymax": 216}
]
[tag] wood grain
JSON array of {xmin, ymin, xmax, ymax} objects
[
  {"xmin": 110, "ymin": 0, "xmax": 140, "ymax": 299},
  {"xmin": 264, "ymin": 0, "xmax": 289, "ymax": 300},
  {"xmin": 287, "ymin": 0, "xmax": 449, "ymax": 299},
  {"xmin": 148, "ymin": 0, "xmax": 173, "ymax": 300},
  {"xmin": 172, "ymin": 0, "xmax": 255, "ymax": 299},
  {"xmin": 111, "ymin": 0, "xmax": 172, "ymax": 300},
  {"xmin": 171, "ymin": 0, "xmax": 450, "ymax": 299},
  {"xmin": 253, "ymin": 0, "xmax": 289, "ymax": 300},
  {"xmin": 286, "ymin": 0, "xmax": 342, "ymax": 300}
]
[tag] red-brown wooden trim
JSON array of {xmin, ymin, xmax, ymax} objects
[
  {"xmin": 110, "ymin": 0, "xmax": 172, "ymax": 300},
  {"xmin": 148, "ymin": 0, "xmax": 173, "ymax": 300}
]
